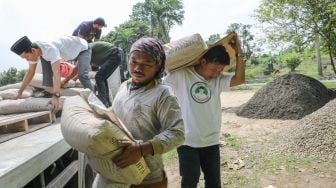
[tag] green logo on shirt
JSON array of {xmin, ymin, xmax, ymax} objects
[{"xmin": 190, "ymin": 82, "xmax": 211, "ymax": 103}]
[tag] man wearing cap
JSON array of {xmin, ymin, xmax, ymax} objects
[
  {"xmin": 72, "ymin": 17, "xmax": 107, "ymax": 43},
  {"xmin": 164, "ymin": 35, "xmax": 245, "ymax": 188},
  {"xmin": 10, "ymin": 36, "xmax": 92, "ymax": 111}
]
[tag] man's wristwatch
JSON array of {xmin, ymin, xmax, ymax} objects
[{"xmin": 53, "ymin": 92, "xmax": 61, "ymax": 98}]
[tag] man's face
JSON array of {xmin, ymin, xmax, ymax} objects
[
  {"xmin": 20, "ymin": 48, "xmax": 39, "ymax": 62},
  {"xmin": 128, "ymin": 51, "xmax": 160, "ymax": 85},
  {"xmin": 198, "ymin": 60, "xmax": 226, "ymax": 80},
  {"xmin": 93, "ymin": 24, "xmax": 103, "ymax": 30}
]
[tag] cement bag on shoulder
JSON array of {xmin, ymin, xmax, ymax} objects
[
  {"xmin": 0, "ymin": 87, "xmax": 34, "ymax": 99},
  {"xmin": 164, "ymin": 33, "xmax": 207, "ymax": 72},
  {"xmin": 61, "ymin": 96, "xmax": 150, "ymax": 184},
  {"xmin": 30, "ymin": 73, "xmax": 76, "ymax": 89},
  {"xmin": 0, "ymin": 83, "xmax": 22, "ymax": 91},
  {"xmin": 164, "ymin": 32, "xmax": 238, "ymax": 72},
  {"xmin": 0, "ymin": 97, "xmax": 63, "ymax": 115}
]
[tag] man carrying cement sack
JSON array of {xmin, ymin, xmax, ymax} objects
[
  {"xmin": 62, "ymin": 41, "xmax": 123, "ymax": 107},
  {"xmin": 92, "ymin": 37, "xmax": 185, "ymax": 187},
  {"xmin": 10, "ymin": 36, "xmax": 92, "ymax": 111},
  {"xmin": 164, "ymin": 34, "xmax": 245, "ymax": 188}
]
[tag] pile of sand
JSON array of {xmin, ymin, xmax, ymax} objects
[
  {"xmin": 236, "ymin": 73, "xmax": 335, "ymax": 120},
  {"xmin": 274, "ymin": 99, "xmax": 336, "ymax": 160}
]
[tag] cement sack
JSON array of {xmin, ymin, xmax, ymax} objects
[
  {"xmin": 70, "ymin": 71, "xmax": 96, "ymax": 88},
  {"xmin": 61, "ymin": 96, "xmax": 150, "ymax": 184},
  {"xmin": 164, "ymin": 32, "xmax": 237, "ymax": 72},
  {"xmin": 0, "ymin": 97, "xmax": 64, "ymax": 115},
  {"xmin": 164, "ymin": 33, "xmax": 207, "ymax": 71},
  {"xmin": 87, "ymin": 92, "xmax": 133, "ymax": 138},
  {"xmin": 0, "ymin": 83, "xmax": 22, "ymax": 91},
  {"xmin": 60, "ymin": 87, "xmax": 88, "ymax": 96},
  {"xmin": 0, "ymin": 87, "xmax": 34, "ymax": 99},
  {"xmin": 74, "ymin": 80, "xmax": 83, "ymax": 88},
  {"xmin": 30, "ymin": 73, "xmax": 76, "ymax": 89}
]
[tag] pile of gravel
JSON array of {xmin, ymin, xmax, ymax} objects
[
  {"xmin": 273, "ymin": 99, "xmax": 336, "ymax": 160},
  {"xmin": 236, "ymin": 73, "xmax": 335, "ymax": 119}
]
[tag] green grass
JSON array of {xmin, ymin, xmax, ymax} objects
[
  {"xmin": 245, "ymin": 55, "xmax": 336, "ymax": 84},
  {"xmin": 162, "ymin": 149, "xmax": 178, "ymax": 165},
  {"xmin": 230, "ymin": 84, "xmax": 257, "ymax": 91},
  {"xmin": 223, "ymin": 172, "xmax": 257, "ymax": 188},
  {"xmin": 322, "ymin": 81, "xmax": 336, "ymax": 89},
  {"xmin": 247, "ymin": 154, "xmax": 317, "ymax": 174},
  {"xmin": 220, "ymin": 154, "xmax": 318, "ymax": 187},
  {"xmin": 222, "ymin": 134, "xmax": 241, "ymax": 147}
]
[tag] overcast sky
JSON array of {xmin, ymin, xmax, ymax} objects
[{"xmin": 0, "ymin": 0, "xmax": 261, "ymax": 71}]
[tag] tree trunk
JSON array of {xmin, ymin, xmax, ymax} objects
[
  {"xmin": 315, "ymin": 34, "xmax": 323, "ymax": 76},
  {"xmin": 328, "ymin": 45, "xmax": 336, "ymax": 74}
]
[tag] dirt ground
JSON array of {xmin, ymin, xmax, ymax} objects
[{"xmin": 165, "ymin": 90, "xmax": 336, "ymax": 188}]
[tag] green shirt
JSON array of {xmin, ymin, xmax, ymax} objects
[{"xmin": 90, "ymin": 41, "xmax": 119, "ymax": 66}]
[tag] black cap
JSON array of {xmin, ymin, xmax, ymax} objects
[
  {"xmin": 93, "ymin": 17, "xmax": 107, "ymax": 27},
  {"xmin": 10, "ymin": 36, "xmax": 32, "ymax": 55}
]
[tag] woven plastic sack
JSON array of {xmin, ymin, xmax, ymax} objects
[
  {"xmin": 61, "ymin": 96, "xmax": 150, "ymax": 185},
  {"xmin": 60, "ymin": 87, "xmax": 89, "ymax": 96},
  {"xmin": 74, "ymin": 80, "xmax": 83, "ymax": 88},
  {"xmin": 0, "ymin": 97, "xmax": 64, "ymax": 115},
  {"xmin": 164, "ymin": 33, "xmax": 207, "ymax": 71},
  {"xmin": 0, "ymin": 87, "xmax": 34, "ymax": 99},
  {"xmin": 0, "ymin": 83, "xmax": 22, "ymax": 91},
  {"xmin": 164, "ymin": 32, "xmax": 238, "ymax": 72}
]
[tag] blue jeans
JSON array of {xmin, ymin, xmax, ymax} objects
[
  {"xmin": 177, "ymin": 145, "xmax": 221, "ymax": 188},
  {"xmin": 77, "ymin": 48, "xmax": 93, "ymax": 90},
  {"xmin": 95, "ymin": 48, "xmax": 122, "ymax": 107}
]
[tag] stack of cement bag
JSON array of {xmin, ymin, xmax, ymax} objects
[
  {"xmin": 0, "ymin": 73, "xmax": 89, "ymax": 115},
  {"xmin": 30, "ymin": 73, "xmax": 86, "ymax": 95},
  {"xmin": 164, "ymin": 32, "xmax": 238, "ymax": 72},
  {"xmin": 61, "ymin": 95, "xmax": 150, "ymax": 185}
]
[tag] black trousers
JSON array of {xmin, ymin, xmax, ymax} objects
[
  {"xmin": 95, "ymin": 48, "xmax": 122, "ymax": 107},
  {"xmin": 177, "ymin": 144, "xmax": 221, "ymax": 188}
]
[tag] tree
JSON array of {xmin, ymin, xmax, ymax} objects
[
  {"xmin": 131, "ymin": 0, "xmax": 184, "ymax": 43},
  {"xmin": 0, "ymin": 67, "xmax": 26, "ymax": 86},
  {"xmin": 102, "ymin": 19, "xmax": 150, "ymax": 54},
  {"xmin": 226, "ymin": 23, "xmax": 255, "ymax": 59},
  {"xmin": 206, "ymin": 34, "xmax": 221, "ymax": 45},
  {"xmin": 286, "ymin": 54, "xmax": 302, "ymax": 72},
  {"xmin": 254, "ymin": 0, "xmax": 336, "ymax": 74},
  {"xmin": 102, "ymin": 20, "xmax": 150, "ymax": 81},
  {"xmin": 17, "ymin": 69, "xmax": 26, "ymax": 82}
]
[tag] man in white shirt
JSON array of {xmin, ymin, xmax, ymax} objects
[
  {"xmin": 164, "ymin": 36, "xmax": 245, "ymax": 188},
  {"xmin": 10, "ymin": 36, "xmax": 92, "ymax": 111}
]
